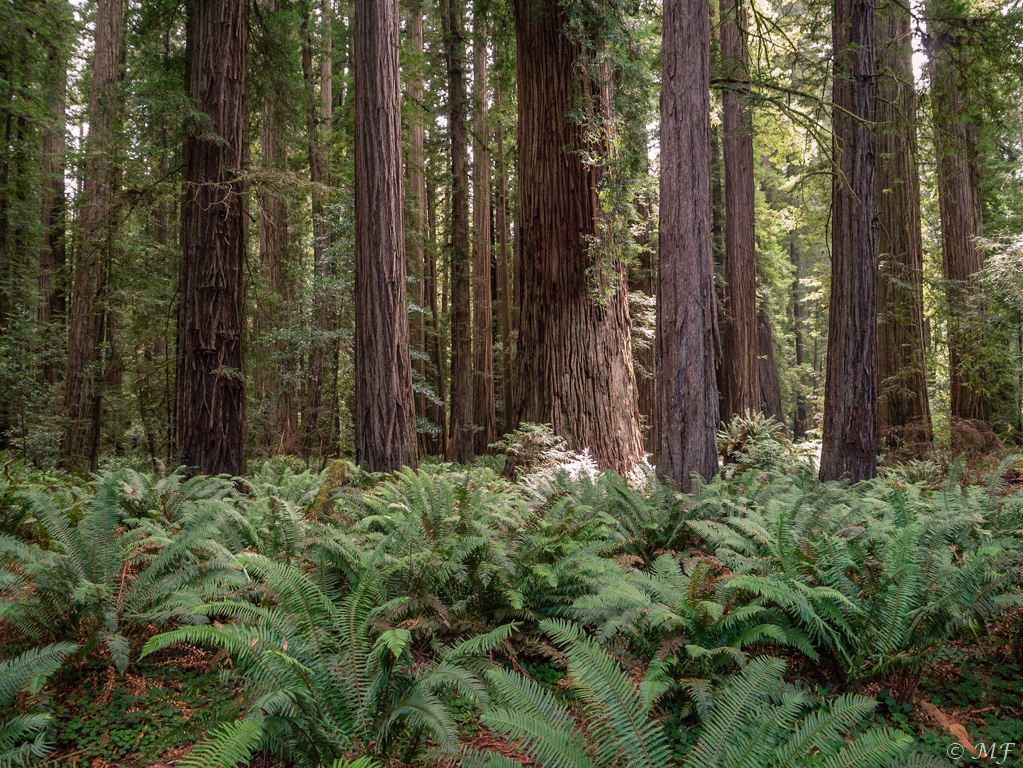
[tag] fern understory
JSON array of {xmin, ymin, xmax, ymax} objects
[{"xmin": 0, "ymin": 421, "xmax": 1021, "ymax": 767}]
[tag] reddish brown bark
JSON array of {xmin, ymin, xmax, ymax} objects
[
  {"xmin": 175, "ymin": 0, "xmax": 247, "ymax": 477},
  {"xmin": 929, "ymin": 0, "xmax": 989, "ymax": 429},
  {"xmin": 446, "ymin": 0, "xmax": 473, "ymax": 463},
  {"xmin": 791, "ymin": 240, "xmax": 808, "ymax": 440},
  {"xmin": 512, "ymin": 0, "xmax": 644, "ymax": 473},
  {"xmin": 471, "ymin": 5, "xmax": 496, "ymax": 455},
  {"xmin": 353, "ymin": 0, "xmax": 417, "ymax": 471},
  {"xmin": 719, "ymin": 0, "xmax": 759, "ymax": 420},
  {"xmin": 494, "ymin": 90, "xmax": 514, "ymax": 435},
  {"xmin": 62, "ymin": 0, "xmax": 122, "ymax": 471},
  {"xmin": 425, "ymin": 176, "xmax": 449, "ymax": 453},
  {"xmin": 819, "ymin": 0, "xmax": 879, "ymax": 482},
  {"xmin": 657, "ymin": 0, "xmax": 719, "ymax": 489},
  {"xmin": 876, "ymin": 0, "xmax": 933, "ymax": 448}
]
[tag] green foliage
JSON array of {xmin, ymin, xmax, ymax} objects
[{"xmin": 0, "ymin": 642, "xmax": 77, "ymax": 768}]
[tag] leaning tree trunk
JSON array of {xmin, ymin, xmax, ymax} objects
[
  {"xmin": 406, "ymin": 0, "xmax": 429, "ymax": 452},
  {"xmin": 62, "ymin": 0, "xmax": 122, "ymax": 471},
  {"xmin": 876, "ymin": 0, "xmax": 933, "ymax": 450},
  {"xmin": 719, "ymin": 0, "xmax": 759, "ymax": 421},
  {"xmin": 657, "ymin": 0, "xmax": 720, "ymax": 490},
  {"xmin": 929, "ymin": 0, "xmax": 989, "ymax": 430},
  {"xmin": 512, "ymin": 0, "xmax": 644, "ymax": 473},
  {"xmin": 446, "ymin": 0, "xmax": 473, "ymax": 463},
  {"xmin": 471, "ymin": 5, "xmax": 496, "ymax": 455},
  {"xmin": 819, "ymin": 0, "xmax": 878, "ymax": 482},
  {"xmin": 353, "ymin": 0, "xmax": 418, "ymax": 471},
  {"xmin": 175, "ymin": 0, "xmax": 247, "ymax": 477},
  {"xmin": 38, "ymin": 43, "xmax": 68, "ymax": 385}
]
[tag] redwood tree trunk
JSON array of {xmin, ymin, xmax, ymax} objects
[
  {"xmin": 719, "ymin": 0, "xmax": 759, "ymax": 420},
  {"xmin": 354, "ymin": 0, "xmax": 417, "ymax": 471},
  {"xmin": 657, "ymin": 0, "xmax": 719, "ymax": 489},
  {"xmin": 876, "ymin": 0, "xmax": 932, "ymax": 449},
  {"xmin": 38, "ymin": 44, "xmax": 67, "ymax": 385},
  {"xmin": 446, "ymin": 0, "xmax": 473, "ymax": 463},
  {"xmin": 406, "ymin": 0, "xmax": 428, "ymax": 451},
  {"xmin": 819, "ymin": 0, "xmax": 878, "ymax": 482},
  {"xmin": 791, "ymin": 240, "xmax": 807, "ymax": 440},
  {"xmin": 929, "ymin": 0, "xmax": 989, "ymax": 429},
  {"xmin": 471, "ymin": 5, "xmax": 496, "ymax": 455},
  {"xmin": 512, "ymin": 0, "xmax": 643, "ymax": 473},
  {"xmin": 425, "ymin": 176, "xmax": 449, "ymax": 454},
  {"xmin": 494, "ymin": 91, "xmax": 514, "ymax": 435},
  {"xmin": 62, "ymin": 0, "xmax": 122, "ymax": 471},
  {"xmin": 175, "ymin": 0, "xmax": 247, "ymax": 477}
]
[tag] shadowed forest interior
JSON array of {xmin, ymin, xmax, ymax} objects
[{"xmin": 3, "ymin": 0, "xmax": 1023, "ymax": 766}]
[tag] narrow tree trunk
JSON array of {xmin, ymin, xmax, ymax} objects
[
  {"xmin": 819, "ymin": 0, "xmax": 878, "ymax": 482},
  {"xmin": 929, "ymin": 0, "xmax": 989, "ymax": 430},
  {"xmin": 406, "ymin": 0, "xmax": 428, "ymax": 450},
  {"xmin": 175, "ymin": 0, "xmax": 247, "ymax": 477},
  {"xmin": 494, "ymin": 90, "xmax": 513, "ymax": 435},
  {"xmin": 876, "ymin": 0, "xmax": 933, "ymax": 449},
  {"xmin": 446, "ymin": 0, "xmax": 473, "ymax": 463},
  {"xmin": 354, "ymin": 0, "xmax": 417, "ymax": 471},
  {"xmin": 633, "ymin": 196, "xmax": 657, "ymax": 452},
  {"xmin": 791, "ymin": 240, "xmax": 807, "ymax": 439},
  {"xmin": 757, "ymin": 300, "xmax": 783, "ymax": 421},
  {"xmin": 657, "ymin": 0, "xmax": 719, "ymax": 489},
  {"xmin": 38, "ymin": 44, "xmax": 68, "ymax": 385},
  {"xmin": 471, "ymin": 4, "xmax": 496, "ymax": 455},
  {"xmin": 62, "ymin": 0, "xmax": 122, "ymax": 471},
  {"xmin": 719, "ymin": 0, "xmax": 759, "ymax": 420},
  {"xmin": 425, "ymin": 176, "xmax": 449, "ymax": 453},
  {"xmin": 512, "ymin": 0, "xmax": 644, "ymax": 473},
  {"xmin": 258, "ymin": 7, "xmax": 298, "ymax": 455}
]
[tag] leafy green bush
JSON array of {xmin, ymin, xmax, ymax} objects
[{"xmin": 0, "ymin": 642, "xmax": 77, "ymax": 767}]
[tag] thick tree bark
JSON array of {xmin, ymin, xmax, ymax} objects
[
  {"xmin": 791, "ymin": 240, "xmax": 808, "ymax": 440},
  {"xmin": 929, "ymin": 1, "xmax": 989, "ymax": 429},
  {"xmin": 876, "ymin": 0, "xmax": 932, "ymax": 449},
  {"xmin": 302, "ymin": 2, "xmax": 336, "ymax": 457},
  {"xmin": 819, "ymin": 0, "xmax": 878, "ymax": 482},
  {"xmin": 719, "ymin": 0, "xmax": 759, "ymax": 420},
  {"xmin": 62, "ymin": 0, "xmax": 122, "ymax": 471},
  {"xmin": 494, "ymin": 90, "xmax": 514, "ymax": 435},
  {"xmin": 471, "ymin": 5, "xmax": 496, "ymax": 455},
  {"xmin": 406, "ymin": 0, "xmax": 428, "ymax": 450},
  {"xmin": 512, "ymin": 0, "xmax": 644, "ymax": 473},
  {"xmin": 354, "ymin": 0, "xmax": 417, "ymax": 471},
  {"xmin": 446, "ymin": 0, "xmax": 473, "ymax": 463},
  {"xmin": 658, "ymin": 0, "xmax": 719, "ymax": 490},
  {"xmin": 38, "ymin": 44, "xmax": 68, "ymax": 385},
  {"xmin": 175, "ymin": 0, "xmax": 247, "ymax": 477}
]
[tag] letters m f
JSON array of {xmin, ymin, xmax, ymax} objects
[{"xmin": 976, "ymin": 742, "xmax": 1016, "ymax": 765}]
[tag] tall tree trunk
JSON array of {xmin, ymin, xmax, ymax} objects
[
  {"xmin": 929, "ymin": 0, "xmax": 989, "ymax": 430},
  {"xmin": 258, "ymin": 5, "xmax": 298, "ymax": 455},
  {"xmin": 38, "ymin": 44, "xmax": 68, "ymax": 385},
  {"xmin": 512, "ymin": 0, "xmax": 643, "ymax": 473},
  {"xmin": 757, "ymin": 299, "xmax": 783, "ymax": 421},
  {"xmin": 354, "ymin": 0, "xmax": 417, "ymax": 471},
  {"xmin": 62, "ymin": 0, "xmax": 122, "ymax": 471},
  {"xmin": 819, "ymin": 0, "xmax": 878, "ymax": 482},
  {"xmin": 175, "ymin": 0, "xmax": 247, "ymax": 477},
  {"xmin": 719, "ymin": 0, "xmax": 759, "ymax": 420},
  {"xmin": 406, "ymin": 0, "xmax": 428, "ymax": 451},
  {"xmin": 425, "ymin": 175, "xmax": 449, "ymax": 453},
  {"xmin": 657, "ymin": 0, "xmax": 719, "ymax": 489},
  {"xmin": 632, "ymin": 195, "xmax": 657, "ymax": 452},
  {"xmin": 876, "ymin": 0, "xmax": 932, "ymax": 449},
  {"xmin": 302, "ymin": 1, "xmax": 336, "ymax": 457},
  {"xmin": 791, "ymin": 240, "xmax": 807, "ymax": 439},
  {"xmin": 471, "ymin": 4, "xmax": 496, "ymax": 455},
  {"xmin": 446, "ymin": 0, "xmax": 473, "ymax": 463},
  {"xmin": 494, "ymin": 90, "xmax": 513, "ymax": 435},
  {"xmin": 711, "ymin": 123, "xmax": 730, "ymax": 423}
]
